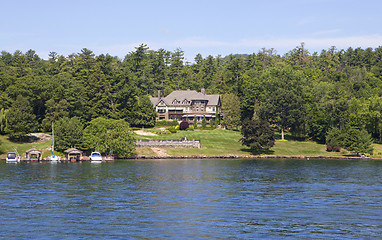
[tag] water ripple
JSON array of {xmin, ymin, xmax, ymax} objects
[{"xmin": 0, "ymin": 159, "xmax": 381, "ymax": 239}]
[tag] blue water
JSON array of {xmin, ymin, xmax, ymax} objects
[{"xmin": 0, "ymin": 159, "xmax": 381, "ymax": 239}]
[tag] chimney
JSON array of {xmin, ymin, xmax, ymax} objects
[
  {"xmin": 201, "ymin": 88, "xmax": 205, "ymax": 95},
  {"xmin": 158, "ymin": 90, "xmax": 161, "ymax": 99}
]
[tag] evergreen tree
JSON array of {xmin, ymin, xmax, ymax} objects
[
  {"xmin": 222, "ymin": 93, "xmax": 241, "ymax": 128},
  {"xmin": 193, "ymin": 117, "xmax": 198, "ymax": 129},
  {"xmin": 131, "ymin": 95, "xmax": 157, "ymax": 128},
  {"xmin": 240, "ymin": 118, "xmax": 275, "ymax": 153},
  {"xmin": 6, "ymin": 95, "xmax": 37, "ymax": 140},
  {"xmin": 202, "ymin": 115, "xmax": 207, "ymax": 128}
]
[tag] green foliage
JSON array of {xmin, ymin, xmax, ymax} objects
[
  {"xmin": 167, "ymin": 126, "xmax": 177, "ymax": 133},
  {"xmin": 344, "ymin": 128, "xmax": 374, "ymax": 155},
  {"xmin": 83, "ymin": 117, "xmax": 135, "ymax": 157},
  {"xmin": 55, "ymin": 117, "xmax": 84, "ymax": 151},
  {"xmin": 222, "ymin": 93, "xmax": 241, "ymax": 128},
  {"xmin": 6, "ymin": 95, "xmax": 37, "ymax": 141},
  {"xmin": 2, "ymin": 45, "xmax": 382, "ymax": 148},
  {"xmin": 193, "ymin": 117, "xmax": 198, "ymax": 129},
  {"xmin": 240, "ymin": 118, "xmax": 275, "ymax": 153},
  {"xmin": 0, "ymin": 108, "xmax": 8, "ymax": 134},
  {"xmin": 131, "ymin": 95, "xmax": 157, "ymax": 128},
  {"xmin": 202, "ymin": 116, "xmax": 207, "ymax": 128},
  {"xmin": 326, "ymin": 127, "xmax": 374, "ymax": 155},
  {"xmin": 325, "ymin": 127, "xmax": 344, "ymax": 151}
]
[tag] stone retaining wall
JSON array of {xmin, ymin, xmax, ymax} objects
[{"xmin": 137, "ymin": 139, "xmax": 202, "ymax": 148}]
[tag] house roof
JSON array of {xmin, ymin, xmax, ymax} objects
[
  {"xmin": 26, "ymin": 148, "xmax": 42, "ymax": 153},
  {"xmin": 64, "ymin": 148, "xmax": 83, "ymax": 154},
  {"xmin": 150, "ymin": 90, "xmax": 221, "ymax": 107}
]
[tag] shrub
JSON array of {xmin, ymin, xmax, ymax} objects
[
  {"xmin": 167, "ymin": 127, "xmax": 177, "ymax": 133},
  {"xmin": 179, "ymin": 121, "xmax": 189, "ymax": 130}
]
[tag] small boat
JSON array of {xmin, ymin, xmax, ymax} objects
[
  {"xmin": 6, "ymin": 152, "xmax": 20, "ymax": 163},
  {"xmin": 50, "ymin": 122, "xmax": 60, "ymax": 162},
  {"xmin": 90, "ymin": 152, "xmax": 102, "ymax": 162}
]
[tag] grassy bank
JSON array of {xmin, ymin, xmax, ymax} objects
[
  {"xmin": 0, "ymin": 135, "xmax": 51, "ymax": 158},
  {"xmin": 2, "ymin": 129, "xmax": 381, "ymax": 159},
  {"xmin": 135, "ymin": 129, "xmax": 347, "ymax": 158}
]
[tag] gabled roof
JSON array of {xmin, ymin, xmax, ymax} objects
[
  {"xmin": 151, "ymin": 90, "xmax": 221, "ymax": 107},
  {"xmin": 150, "ymin": 97, "xmax": 160, "ymax": 106},
  {"xmin": 64, "ymin": 148, "xmax": 83, "ymax": 154},
  {"xmin": 26, "ymin": 148, "xmax": 42, "ymax": 153}
]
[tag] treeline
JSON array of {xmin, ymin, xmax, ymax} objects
[{"xmin": 1, "ymin": 43, "xmax": 382, "ymax": 149}]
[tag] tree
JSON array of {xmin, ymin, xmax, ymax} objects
[
  {"xmin": 259, "ymin": 68, "xmax": 306, "ymax": 140},
  {"xmin": 179, "ymin": 121, "xmax": 189, "ymax": 130},
  {"xmin": 202, "ymin": 115, "xmax": 207, "ymax": 128},
  {"xmin": 325, "ymin": 127, "xmax": 345, "ymax": 152},
  {"xmin": 0, "ymin": 108, "xmax": 7, "ymax": 134},
  {"xmin": 193, "ymin": 117, "xmax": 198, "ymax": 129},
  {"xmin": 6, "ymin": 95, "xmax": 37, "ymax": 140},
  {"xmin": 344, "ymin": 128, "xmax": 373, "ymax": 155},
  {"xmin": 240, "ymin": 118, "xmax": 275, "ymax": 153},
  {"xmin": 222, "ymin": 93, "xmax": 241, "ymax": 128},
  {"xmin": 83, "ymin": 117, "xmax": 135, "ymax": 157},
  {"xmin": 41, "ymin": 99, "xmax": 69, "ymax": 131},
  {"xmin": 326, "ymin": 127, "xmax": 374, "ymax": 155},
  {"xmin": 55, "ymin": 117, "xmax": 84, "ymax": 151},
  {"xmin": 130, "ymin": 95, "xmax": 157, "ymax": 128}
]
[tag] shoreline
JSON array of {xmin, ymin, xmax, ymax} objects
[
  {"xmin": 126, "ymin": 155, "xmax": 382, "ymax": 160},
  {"xmin": 2, "ymin": 155, "xmax": 382, "ymax": 161}
]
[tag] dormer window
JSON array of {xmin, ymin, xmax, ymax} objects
[{"xmin": 172, "ymin": 99, "xmax": 179, "ymax": 104}]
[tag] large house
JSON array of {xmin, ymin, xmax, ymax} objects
[{"xmin": 150, "ymin": 89, "xmax": 221, "ymax": 124}]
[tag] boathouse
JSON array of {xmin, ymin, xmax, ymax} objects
[
  {"xmin": 64, "ymin": 148, "xmax": 83, "ymax": 161},
  {"xmin": 25, "ymin": 148, "xmax": 42, "ymax": 161}
]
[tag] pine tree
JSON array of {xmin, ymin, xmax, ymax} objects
[{"xmin": 6, "ymin": 95, "xmax": 37, "ymax": 141}]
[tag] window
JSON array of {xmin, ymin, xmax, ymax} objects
[
  {"xmin": 201, "ymin": 107, "xmax": 204, "ymax": 111},
  {"xmin": 196, "ymin": 107, "xmax": 199, "ymax": 111},
  {"xmin": 212, "ymin": 107, "xmax": 215, "ymax": 112}
]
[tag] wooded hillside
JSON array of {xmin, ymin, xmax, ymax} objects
[{"xmin": 1, "ymin": 43, "xmax": 382, "ymax": 146}]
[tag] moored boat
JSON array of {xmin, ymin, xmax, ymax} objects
[
  {"xmin": 6, "ymin": 152, "xmax": 20, "ymax": 163},
  {"xmin": 90, "ymin": 152, "xmax": 102, "ymax": 162},
  {"xmin": 50, "ymin": 122, "xmax": 60, "ymax": 162}
]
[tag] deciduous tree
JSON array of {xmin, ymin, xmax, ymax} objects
[{"xmin": 83, "ymin": 117, "xmax": 135, "ymax": 157}]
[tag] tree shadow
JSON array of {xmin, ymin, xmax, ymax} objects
[{"xmin": 8, "ymin": 135, "xmax": 40, "ymax": 143}]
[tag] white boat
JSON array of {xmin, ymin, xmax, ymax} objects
[
  {"xmin": 90, "ymin": 152, "xmax": 102, "ymax": 162},
  {"xmin": 50, "ymin": 122, "xmax": 60, "ymax": 162},
  {"xmin": 6, "ymin": 152, "xmax": 20, "ymax": 163}
]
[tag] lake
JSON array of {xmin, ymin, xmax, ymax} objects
[{"xmin": 0, "ymin": 159, "xmax": 381, "ymax": 239}]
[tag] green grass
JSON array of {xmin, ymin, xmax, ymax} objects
[
  {"xmin": 0, "ymin": 135, "xmax": 51, "ymax": 158},
  {"xmin": 134, "ymin": 129, "xmax": 353, "ymax": 157},
  {"xmin": 138, "ymin": 129, "xmax": 246, "ymax": 157},
  {"xmin": 272, "ymin": 140, "xmax": 344, "ymax": 157},
  {"xmin": 2, "ymin": 129, "xmax": 381, "ymax": 159}
]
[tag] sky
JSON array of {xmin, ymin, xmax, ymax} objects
[{"xmin": 1, "ymin": 0, "xmax": 382, "ymax": 62}]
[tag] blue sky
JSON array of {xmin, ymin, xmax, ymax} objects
[{"xmin": 1, "ymin": 0, "xmax": 382, "ymax": 62}]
